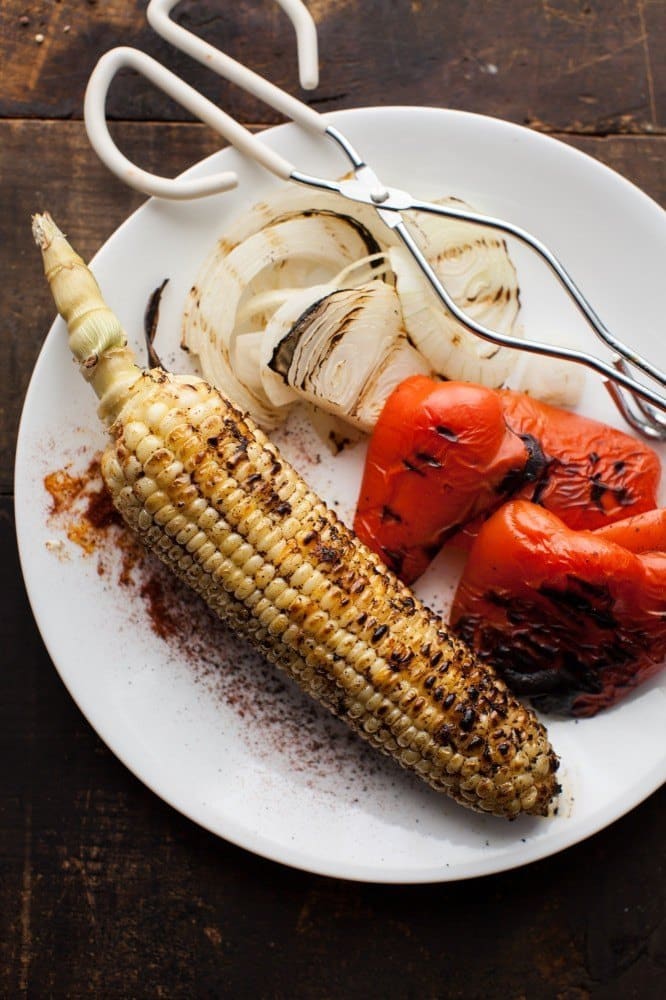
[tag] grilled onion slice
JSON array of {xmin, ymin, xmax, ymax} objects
[
  {"xmin": 183, "ymin": 210, "xmax": 387, "ymax": 426},
  {"xmin": 264, "ymin": 281, "xmax": 429, "ymax": 431}
]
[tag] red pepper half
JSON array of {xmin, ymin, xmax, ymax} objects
[
  {"xmin": 451, "ymin": 501, "xmax": 666, "ymax": 717},
  {"xmin": 498, "ymin": 390, "xmax": 662, "ymax": 529},
  {"xmin": 354, "ymin": 376, "xmax": 661, "ymax": 583},
  {"xmin": 354, "ymin": 376, "xmax": 532, "ymax": 582}
]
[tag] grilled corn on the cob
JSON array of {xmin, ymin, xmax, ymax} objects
[{"xmin": 33, "ymin": 213, "xmax": 560, "ymax": 819}]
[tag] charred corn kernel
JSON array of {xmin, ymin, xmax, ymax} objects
[
  {"xmin": 34, "ymin": 212, "xmax": 561, "ymax": 820},
  {"xmin": 521, "ymin": 787, "xmax": 539, "ymax": 811}
]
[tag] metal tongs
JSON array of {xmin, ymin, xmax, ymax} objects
[{"xmin": 85, "ymin": 0, "xmax": 666, "ymax": 440}]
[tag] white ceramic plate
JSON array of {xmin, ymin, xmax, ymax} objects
[{"xmin": 16, "ymin": 108, "xmax": 666, "ymax": 882}]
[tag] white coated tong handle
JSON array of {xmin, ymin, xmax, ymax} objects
[
  {"xmin": 84, "ymin": 0, "xmax": 324, "ymax": 200},
  {"xmin": 85, "ymin": 0, "xmax": 666, "ymax": 438}
]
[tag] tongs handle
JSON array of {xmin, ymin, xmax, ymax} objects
[
  {"xmin": 147, "ymin": 0, "xmax": 322, "ymax": 125},
  {"xmin": 84, "ymin": 0, "xmax": 324, "ymax": 200}
]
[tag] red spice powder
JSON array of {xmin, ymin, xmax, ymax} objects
[
  {"xmin": 44, "ymin": 468, "xmax": 85, "ymax": 516},
  {"xmin": 138, "ymin": 576, "xmax": 183, "ymax": 641},
  {"xmin": 44, "ymin": 457, "xmax": 122, "ymax": 556},
  {"xmin": 85, "ymin": 482, "xmax": 121, "ymax": 530},
  {"xmin": 42, "ymin": 454, "xmax": 393, "ymax": 790}
]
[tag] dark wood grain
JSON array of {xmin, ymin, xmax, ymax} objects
[
  {"xmin": 2, "ymin": 1, "xmax": 665, "ymax": 997},
  {"xmin": 2, "ymin": 0, "xmax": 664, "ymax": 132}
]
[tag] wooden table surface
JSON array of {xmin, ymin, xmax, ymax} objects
[{"xmin": 2, "ymin": 2, "xmax": 664, "ymax": 996}]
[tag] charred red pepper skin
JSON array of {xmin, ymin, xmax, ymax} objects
[
  {"xmin": 498, "ymin": 390, "xmax": 661, "ymax": 529},
  {"xmin": 354, "ymin": 376, "xmax": 661, "ymax": 582},
  {"xmin": 353, "ymin": 377, "xmax": 530, "ymax": 583},
  {"xmin": 451, "ymin": 500, "xmax": 666, "ymax": 717}
]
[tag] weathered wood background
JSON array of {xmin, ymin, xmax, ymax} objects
[{"xmin": 1, "ymin": 1, "xmax": 664, "ymax": 996}]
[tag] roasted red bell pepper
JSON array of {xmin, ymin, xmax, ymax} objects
[
  {"xmin": 353, "ymin": 377, "xmax": 533, "ymax": 582},
  {"xmin": 498, "ymin": 389, "xmax": 661, "ymax": 529},
  {"xmin": 354, "ymin": 375, "xmax": 661, "ymax": 583},
  {"xmin": 451, "ymin": 501, "xmax": 666, "ymax": 716}
]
